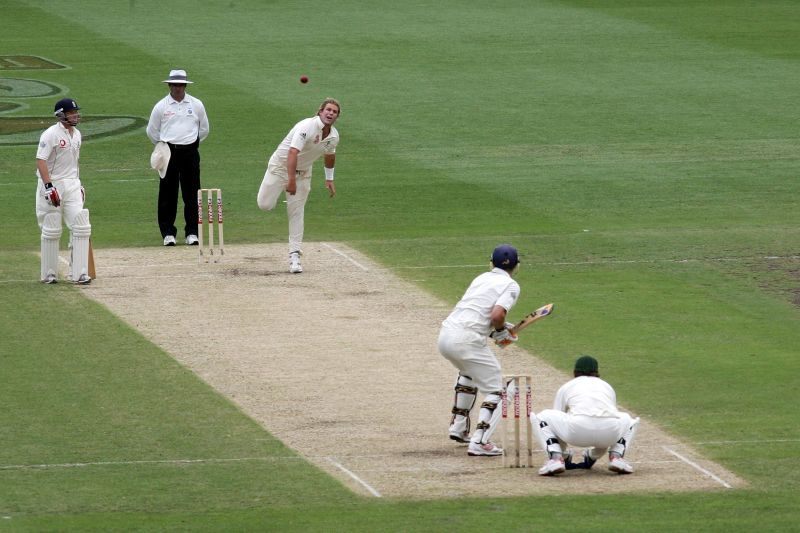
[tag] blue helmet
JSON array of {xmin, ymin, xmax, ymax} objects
[
  {"xmin": 54, "ymin": 98, "xmax": 80, "ymax": 115},
  {"xmin": 491, "ymin": 244, "xmax": 519, "ymax": 271},
  {"xmin": 54, "ymin": 98, "xmax": 81, "ymax": 126}
]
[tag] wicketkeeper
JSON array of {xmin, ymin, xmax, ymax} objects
[
  {"xmin": 437, "ymin": 244, "xmax": 522, "ymax": 457},
  {"xmin": 35, "ymin": 98, "xmax": 92, "ymax": 284},
  {"xmin": 532, "ymin": 355, "xmax": 640, "ymax": 476}
]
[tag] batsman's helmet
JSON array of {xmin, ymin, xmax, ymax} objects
[
  {"xmin": 491, "ymin": 244, "xmax": 519, "ymax": 271},
  {"xmin": 54, "ymin": 98, "xmax": 80, "ymax": 115},
  {"xmin": 54, "ymin": 98, "xmax": 81, "ymax": 126}
]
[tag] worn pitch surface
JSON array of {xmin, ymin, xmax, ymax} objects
[{"xmin": 81, "ymin": 243, "xmax": 745, "ymax": 498}]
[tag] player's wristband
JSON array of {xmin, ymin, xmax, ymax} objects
[{"xmin": 324, "ymin": 167, "xmax": 334, "ymax": 181}]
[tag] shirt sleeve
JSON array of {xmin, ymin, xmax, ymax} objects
[
  {"xmin": 288, "ymin": 119, "xmax": 313, "ymax": 151},
  {"xmin": 323, "ymin": 130, "xmax": 338, "ymax": 154},
  {"xmin": 196, "ymin": 100, "xmax": 209, "ymax": 142},
  {"xmin": 146, "ymin": 100, "xmax": 163, "ymax": 144},
  {"xmin": 495, "ymin": 279, "xmax": 520, "ymax": 311},
  {"xmin": 35, "ymin": 130, "xmax": 52, "ymax": 160}
]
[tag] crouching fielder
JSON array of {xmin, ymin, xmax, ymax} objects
[
  {"xmin": 532, "ymin": 355, "xmax": 640, "ymax": 476},
  {"xmin": 35, "ymin": 98, "xmax": 91, "ymax": 284},
  {"xmin": 438, "ymin": 244, "xmax": 522, "ymax": 457}
]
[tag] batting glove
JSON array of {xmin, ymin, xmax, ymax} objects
[
  {"xmin": 44, "ymin": 182, "xmax": 61, "ymax": 207},
  {"xmin": 490, "ymin": 324, "xmax": 518, "ymax": 347}
]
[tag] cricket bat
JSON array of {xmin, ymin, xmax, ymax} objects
[
  {"xmin": 510, "ymin": 303, "xmax": 553, "ymax": 335},
  {"xmin": 88, "ymin": 239, "xmax": 96, "ymax": 279}
]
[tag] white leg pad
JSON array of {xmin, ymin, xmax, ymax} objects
[
  {"xmin": 474, "ymin": 392, "xmax": 503, "ymax": 444},
  {"xmin": 70, "ymin": 209, "xmax": 91, "ymax": 281},
  {"xmin": 41, "ymin": 212, "xmax": 62, "ymax": 281}
]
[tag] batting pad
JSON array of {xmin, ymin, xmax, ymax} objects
[
  {"xmin": 70, "ymin": 209, "xmax": 91, "ymax": 281},
  {"xmin": 477, "ymin": 392, "xmax": 503, "ymax": 444},
  {"xmin": 41, "ymin": 211, "xmax": 62, "ymax": 280}
]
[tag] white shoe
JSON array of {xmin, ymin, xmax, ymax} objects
[
  {"xmin": 608, "ymin": 456, "xmax": 634, "ymax": 474},
  {"xmin": 448, "ymin": 429, "xmax": 470, "ymax": 444},
  {"xmin": 289, "ymin": 252, "xmax": 303, "ymax": 273},
  {"xmin": 163, "ymin": 235, "xmax": 176, "ymax": 246},
  {"xmin": 73, "ymin": 274, "xmax": 91, "ymax": 285},
  {"xmin": 42, "ymin": 273, "xmax": 57, "ymax": 284},
  {"xmin": 186, "ymin": 234, "xmax": 199, "ymax": 245},
  {"xmin": 538, "ymin": 457, "xmax": 566, "ymax": 476},
  {"xmin": 467, "ymin": 441, "xmax": 503, "ymax": 456}
]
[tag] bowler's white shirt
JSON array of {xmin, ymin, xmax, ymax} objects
[
  {"xmin": 553, "ymin": 376, "xmax": 622, "ymax": 418},
  {"xmin": 268, "ymin": 116, "xmax": 338, "ymax": 176},
  {"xmin": 147, "ymin": 93, "xmax": 209, "ymax": 145},
  {"xmin": 36, "ymin": 122, "xmax": 81, "ymax": 181},
  {"xmin": 442, "ymin": 268, "xmax": 520, "ymax": 335}
]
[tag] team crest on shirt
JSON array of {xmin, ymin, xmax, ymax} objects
[
  {"xmin": 188, "ymin": 109, "xmax": 193, "ymax": 115},
  {"xmin": 59, "ymin": 139, "xmax": 66, "ymax": 147}
]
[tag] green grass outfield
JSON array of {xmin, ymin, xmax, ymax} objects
[{"xmin": 2, "ymin": 0, "xmax": 799, "ymax": 530}]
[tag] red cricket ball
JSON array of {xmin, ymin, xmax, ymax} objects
[{"xmin": 300, "ymin": 76, "xmax": 309, "ymax": 84}]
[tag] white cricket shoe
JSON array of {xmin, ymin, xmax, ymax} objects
[
  {"xmin": 608, "ymin": 456, "xmax": 634, "ymax": 474},
  {"xmin": 163, "ymin": 235, "xmax": 176, "ymax": 246},
  {"xmin": 186, "ymin": 234, "xmax": 199, "ymax": 245},
  {"xmin": 73, "ymin": 274, "xmax": 92, "ymax": 285},
  {"xmin": 289, "ymin": 252, "xmax": 303, "ymax": 274},
  {"xmin": 467, "ymin": 441, "xmax": 503, "ymax": 456},
  {"xmin": 42, "ymin": 273, "xmax": 57, "ymax": 284},
  {"xmin": 448, "ymin": 429, "xmax": 470, "ymax": 444},
  {"xmin": 538, "ymin": 457, "xmax": 566, "ymax": 476}
]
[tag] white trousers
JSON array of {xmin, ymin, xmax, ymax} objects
[
  {"xmin": 437, "ymin": 326, "xmax": 502, "ymax": 393},
  {"xmin": 536, "ymin": 409, "xmax": 634, "ymax": 449},
  {"xmin": 35, "ymin": 178, "xmax": 85, "ymax": 231},
  {"xmin": 256, "ymin": 165, "xmax": 311, "ymax": 255}
]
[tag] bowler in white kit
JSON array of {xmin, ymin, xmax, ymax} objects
[{"xmin": 257, "ymin": 98, "xmax": 340, "ymax": 274}]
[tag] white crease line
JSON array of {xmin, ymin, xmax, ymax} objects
[
  {"xmin": 326, "ymin": 457, "xmax": 382, "ymax": 498},
  {"xmin": 662, "ymin": 446, "xmax": 733, "ymax": 489},
  {"xmin": 321, "ymin": 242, "xmax": 369, "ymax": 271}
]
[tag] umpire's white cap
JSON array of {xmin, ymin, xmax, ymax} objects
[
  {"xmin": 150, "ymin": 141, "xmax": 171, "ymax": 179},
  {"xmin": 162, "ymin": 69, "xmax": 193, "ymax": 84}
]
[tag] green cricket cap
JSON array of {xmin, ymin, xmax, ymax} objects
[{"xmin": 574, "ymin": 355, "xmax": 599, "ymax": 373}]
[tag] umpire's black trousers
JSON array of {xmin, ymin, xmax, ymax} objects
[{"xmin": 158, "ymin": 140, "xmax": 201, "ymax": 239}]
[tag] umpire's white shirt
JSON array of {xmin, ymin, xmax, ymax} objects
[
  {"xmin": 442, "ymin": 268, "xmax": 520, "ymax": 335},
  {"xmin": 146, "ymin": 93, "xmax": 209, "ymax": 145},
  {"xmin": 268, "ymin": 116, "xmax": 339, "ymax": 177},
  {"xmin": 36, "ymin": 122, "xmax": 81, "ymax": 182}
]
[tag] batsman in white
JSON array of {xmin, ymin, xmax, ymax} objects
[
  {"xmin": 35, "ymin": 98, "xmax": 91, "ymax": 285},
  {"xmin": 532, "ymin": 355, "xmax": 640, "ymax": 476},
  {"xmin": 438, "ymin": 244, "xmax": 522, "ymax": 456},
  {"xmin": 256, "ymin": 98, "xmax": 340, "ymax": 274}
]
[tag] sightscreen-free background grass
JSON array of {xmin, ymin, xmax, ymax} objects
[{"xmin": 2, "ymin": 0, "xmax": 799, "ymax": 530}]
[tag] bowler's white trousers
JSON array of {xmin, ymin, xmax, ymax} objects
[{"xmin": 256, "ymin": 164, "xmax": 311, "ymax": 255}]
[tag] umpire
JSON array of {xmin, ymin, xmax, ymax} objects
[{"xmin": 146, "ymin": 69, "xmax": 210, "ymax": 246}]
